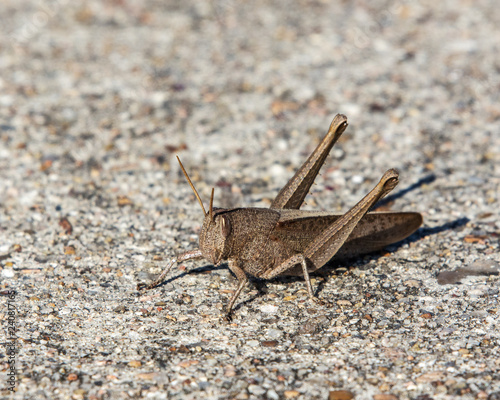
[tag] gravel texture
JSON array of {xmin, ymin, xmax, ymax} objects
[{"xmin": 1, "ymin": 1, "xmax": 500, "ymax": 399}]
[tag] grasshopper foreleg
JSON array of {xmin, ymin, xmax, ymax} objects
[{"xmin": 138, "ymin": 249, "xmax": 203, "ymax": 290}]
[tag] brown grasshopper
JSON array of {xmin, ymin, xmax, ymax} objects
[{"xmin": 139, "ymin": 114, "xmax": 422, "ymax": 318}]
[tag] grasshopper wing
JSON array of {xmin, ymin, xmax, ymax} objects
[
  {"xmin": 273, "ymin": 209, "xmax": 421, "ymax": 276},
  {"xmin": 332, "ymin": 211, "xmax": 422, "ymax": 259},
  {"xmin": 274, "ymin": 210, "xmax": 421, "ymax": 257}
]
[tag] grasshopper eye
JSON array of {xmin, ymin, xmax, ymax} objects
[{"xmin": 220, "ymin": 215, "xmax": 231, "ymax": 238}]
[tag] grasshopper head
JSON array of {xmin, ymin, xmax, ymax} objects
[
  {"xmin": 199, "ymin": 197, "xmax": 232, "ymax": 265},
  {"xmin": 176, "ymin": 156, "xmax": 232, "ymax": 265}
]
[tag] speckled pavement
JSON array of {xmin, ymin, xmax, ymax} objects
[{"xmin": 1, "ymin": 1, "xmax": 499, "ymax": 399}]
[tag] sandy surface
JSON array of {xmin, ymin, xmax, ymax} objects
[{"xmin": 1, "ymin": 1, "xmax": 499, "ymax": 399}]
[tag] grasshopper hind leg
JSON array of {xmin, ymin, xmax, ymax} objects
[
  {"xmin": 226, "ymin": 255, "xmax": 317, "ymax": 317},
  {"xmin": 263, "ymin": 169, "xmax": 401, "ymax": 302},
  {"xmin": 304, "ymin": 169, "xmax": 399, "ymax": 270},
  {"xmin": 261, "ymin": 253, "xmax": 316, "ymax": 299}
]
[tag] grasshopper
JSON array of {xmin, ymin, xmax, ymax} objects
[{"xmin": 139, "ymin": 114, "xmax": 422, "ymax": 318}]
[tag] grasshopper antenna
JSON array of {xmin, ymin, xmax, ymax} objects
[
  {"xmin": 176, "ymin": 156, "xmax": 207, "ymax": 216},
  {"xmin": 209, "ymin": 187, "xmax": 215, "ymax": 221}
]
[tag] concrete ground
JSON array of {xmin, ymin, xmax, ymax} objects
[{"xmin": 1, "ymin": 1, "xmax": 499, "ymax": 399}]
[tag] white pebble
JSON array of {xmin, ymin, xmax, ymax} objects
[{"xmin": 260, "ymin": 304, "xmax": 278, "ymax": 313}]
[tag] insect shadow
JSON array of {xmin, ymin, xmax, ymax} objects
[
  {"xmin": 374, "ymin": 174, "xmax": 436, "ymax": 208},
  {"xmin": 151, "ymin": 214, "xmax": 466, "ymax": 309}
]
